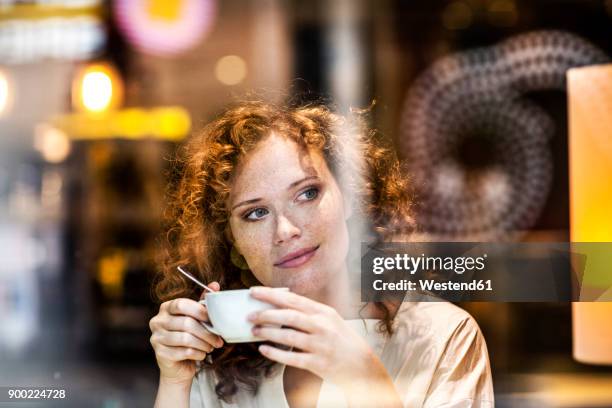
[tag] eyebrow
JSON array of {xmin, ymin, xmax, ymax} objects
[{"xmin": 231, "ymin": 175, "xmax": 320, "ymax": 211}]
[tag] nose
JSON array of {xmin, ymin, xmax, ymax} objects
[{"xmin": 274, "ymin": 214, "xmax": 301, "ymax": 245}]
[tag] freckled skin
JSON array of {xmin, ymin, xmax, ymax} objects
[{"xmin": 228, "ymin": 133, "xmax": 350, "ymax": 297}]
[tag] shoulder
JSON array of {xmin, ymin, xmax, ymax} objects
[
  {"xmin": 388, "ymin": 300, "xmax": 491, "ymax": 382},
  {"xmin": 389, "ymin": 301, "xmax": 494, "ymax": 407},
  {"xmin": 393, "ymin": 300, "xmax": 482, "ymax": 345}
]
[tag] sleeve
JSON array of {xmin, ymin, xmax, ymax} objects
[
  {"xmin": 422, "ymin": 316, "xmax": 495, "ymax": 408},
  {"xmin": 190, "ymin": 369, "xmax": 224, "ymax": 408}
]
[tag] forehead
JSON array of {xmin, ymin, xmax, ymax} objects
[{"xmin": 229, "ymin": 132, "xmax": 329, "ymax": 202}]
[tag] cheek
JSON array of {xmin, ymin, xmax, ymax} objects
[
  {"xmin": 230, "ymin": 217, "xmax": 267, "ymax": 246},
  {"xmin": 230, "ymin": 218, "xmax": 274, "ymax": 278}
]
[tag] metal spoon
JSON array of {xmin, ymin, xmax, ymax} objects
[{"xmin": 177, "ymin": 266, "xmax": 214, "ymax": 293}]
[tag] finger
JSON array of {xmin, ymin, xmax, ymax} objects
[
  {"xmin": 157, "ymin": 330, "xmax": 214, "ymax": 353},
  {"xmin": 163, "ymin": 316, "xmax": 224, "ymax": 348},
  {"xmin": 248, "ymin": 309, "xmax": 318, "ymax": 333},
  {"xmin": 258, "ymin": 344, "xmax": 312, "ymax": 370},
  {"xmin": 156, "ymin": 343, "xmax": 207, "ymax": 362},
  {"xmin": 249, "ymin": 287, "xmax": 324, "ymax": 313},
  {"xmin": 200, "ymin": 282, "xmax": 220, "ymax": 300},
  {"xmin": 252, "ymin": 326, "xmax": 314, "ymax": 351},
  {"xmin": 166, "ymin": 298, "xmax": 207, "ymax": 321}
]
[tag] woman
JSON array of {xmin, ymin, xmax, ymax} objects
[{"xmin": 149, "ymin": 101, "xmax": 494, "ymax": 407}]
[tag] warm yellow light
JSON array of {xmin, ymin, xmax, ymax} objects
[
  {"xmin": 568, "ymin": 64, "xmax": 612, "ymax": 365},
  {"xmin": 0, "ymin": 70, "xmax": 11, "ymax": 115},
  {"xmin": 73, "ymin": 63, "xmax": 123, "ymax": 113},
  {"xmin": 112, "ymin": 108, "xmax": 149, "ymax": 138},
  {"xmin": 82, "ymin": 71, "xmax": 113, "ymax": 112},
  {"xmin": 152, "ymin": 106, "xmax": 192, "ymax": 141},
  {"xmin": 50, "ymin": 106, "xmax": 191, "ymax": 141},
  {"xmin": 34, "ymin": 124, "xmax": 72, "ymax": 163},
  {"xmin": 98, "ymin": 250, "xmax": 127, "ymax": 299},
  {"xmin": 215, "ymin": 55, "xmax": 247, "ymax": 86},
  {"xmin": 148, "ymin": 0, "xmax": 181, "ymax": 20}
]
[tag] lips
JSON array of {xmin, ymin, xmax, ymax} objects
[{"xmin": 274, "ymin": 245, "xmax": 320, "ymax": 268}]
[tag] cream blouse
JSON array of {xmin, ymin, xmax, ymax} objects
[{"xmin": 189, "ymin": 301, "xmax": 494, "ymax": 408}]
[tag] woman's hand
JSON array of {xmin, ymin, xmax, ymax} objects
[
  {"xmin": 249, "ymin": 287, "xmax": 404, "ymax": 407},
  {"xmin": 149, "ymin": 282, "xmax": 224, "ymax": 385},
  {"xmin": 248, "ymin": 287, "xmax": 377, "ymax": 389}
]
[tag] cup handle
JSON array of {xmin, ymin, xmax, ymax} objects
[{"xmin": 198, "ymin": 299, "xmax": 221, "ymax": 336}]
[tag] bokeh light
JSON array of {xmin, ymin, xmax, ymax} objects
[
  {"xmin": 214, "ymin": 55, "xmax": 247, "ymax": 85},
  {"xmin": 82, "ymin": 72, "xmax": 112, "ymax": 112},
  {"xmin": 72, "ymin": 63, "xmax": 124, "ymax": 113},
  {"xmin": 34, "ymin": 124, "xmax": 72, "ymax": 163},
  {"xmin": 113, "ymin": 0, "xmax": 216, "ymax": 56},
  {"xmin": 0, "ymin": 69, "xmax": 12, "ymax": 116}
]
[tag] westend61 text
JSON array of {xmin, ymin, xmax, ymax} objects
[{"xmin": 373, "ymin": 279, "xmax": 493, "ymax": 291}]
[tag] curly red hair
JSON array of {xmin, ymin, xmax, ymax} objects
[{"xmin": 153, "ymin": 100, "xmax": 414, "ymax": 401}]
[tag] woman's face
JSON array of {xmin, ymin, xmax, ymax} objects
[{"xmin": 228, "ymin": 132, "xmax": 350, "ymax": 295}]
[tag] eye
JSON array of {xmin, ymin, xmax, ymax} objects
[
  {"xmin": 297, "ymin": 186, "xmax": 319, "ymax": 201},
  {"xmin": 244, "ymin": 207, "xmax": 269, "ymax": 221}
]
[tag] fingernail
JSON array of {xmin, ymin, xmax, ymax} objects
[
  {"xmin": 252, "ymin": 326, "xmax": 260, "ymax": 334},
  {"xmin": 259, "ymin": 345, "xmax": 269, "ymax": 353},
  {"xmin": 247, "ymin": 312, "xmax": 257, "ymax": 321},
  {"xmin": 249, "ymin": 287, "xmax": 262, "ymax": 295}
]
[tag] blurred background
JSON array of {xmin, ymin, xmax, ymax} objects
[{"xmin": 1, "ymin": 0, "xmax": 612, "ymax": 407}]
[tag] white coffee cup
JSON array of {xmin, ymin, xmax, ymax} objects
[{"xmin": 198, "ymin": 288, "xmax": 289, "ymax": 343}]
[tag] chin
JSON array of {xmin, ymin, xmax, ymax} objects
[{"xmin": 273, "ymin": 266, "xmax": 329, "ymax": 297}]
